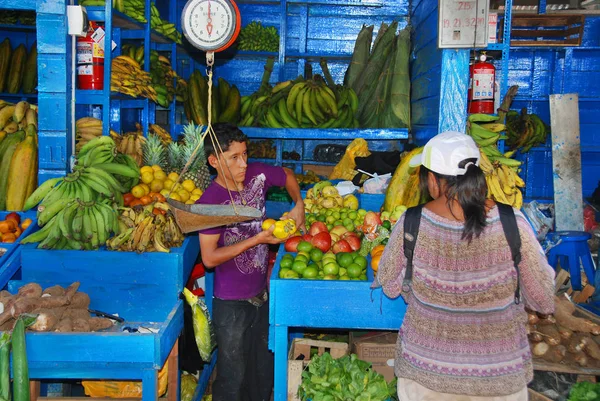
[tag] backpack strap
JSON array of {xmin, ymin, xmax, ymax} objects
[
  {"xmin": 496, "ymin": 202, "xmax": 523, "ymax": 304},
  {"xmin": 402, "ymin": 204, "xmax": 424, "ymax": 292}
]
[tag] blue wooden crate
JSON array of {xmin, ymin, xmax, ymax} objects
[
  {"xmin": 20, "ymin": 235, "xmax": 199, "ymax": 321},
  {"xmin": 358, "ymin": 193, "xmax": 385, "ymax": 212},
  {"xmin": 268, "ymin": 243, "xmax": 406, "ymax": 401}
]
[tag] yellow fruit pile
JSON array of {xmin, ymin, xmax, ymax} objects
[{"xmin": 132, "ymin": 165, "xmax": 203, "ymax": 205}]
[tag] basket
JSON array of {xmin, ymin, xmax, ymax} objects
[{"xmin": 506, "ymin": 15, "xmax": 585, "ymax": 47}]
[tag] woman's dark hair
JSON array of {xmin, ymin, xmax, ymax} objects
[
  {"xmin": 204, "ymin": 123, "xmax": 248, "ymax": 157},
  {"xmin": 419, "ymin": 163, "xmax": 488, "ymax": 242}
]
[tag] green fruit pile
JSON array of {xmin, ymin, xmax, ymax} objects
[
  {"xmin": 237, "ymin": 21, "xmax": 279, "ymax": 52},
  {"xmin": 306, "ymin": 207, "xmax": 367, "ymax": 233},
  {"xmin": 279, "ymin": 241, "xmax": 368, "ymax": 281}
]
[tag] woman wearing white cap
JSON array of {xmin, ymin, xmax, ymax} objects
[{"xmin": 373, "ymin": 131, "xmax": 555, "ymax": 400}]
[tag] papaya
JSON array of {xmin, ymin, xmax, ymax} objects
[
  {"xmin": 383, "ymin": 146, "xmax": 424, "ymax": 212},
  {"xmin": 6, "ymin": 44, "xmax": 27, "ymax": 94},
  {"xmin": 21, "ymin": 42, "xmax": 37, "ymax": 94},
  {"xmin": 0, "ymin": 39, "xmax": 11, "ymax": 92},
  {"xmin": 0, "ymin": 130, "xmax": 25, "ymax": 210},
  {"xmin": 6, "ymin": 129, "xmax": 36, "ymax": 210}
]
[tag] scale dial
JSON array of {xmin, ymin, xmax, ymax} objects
[{"xmin": 181, "ymin": 0, "xmax": 241, "ymax": 52}]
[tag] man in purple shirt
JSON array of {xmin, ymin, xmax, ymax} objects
[{"xmin": 196, "ymin": 123, "xmax": 304, "ymax": 401}]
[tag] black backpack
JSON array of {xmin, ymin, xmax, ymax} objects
[{"xmin": 402, "ymin": 203, "xmax": 523, "ymax": 304}]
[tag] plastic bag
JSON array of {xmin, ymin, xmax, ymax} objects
[
  {"xmin": 336, "ymin": 181, "xmax": 359, "ymax": 197},
  {"xmin": 362, "ymin": 173, "xmax": 392, "ymax": 194},
  {"xmin": 181, "ymin": 373, "xmax": 198, "ymax": 401},
  {"xmin": 182, "ymin": 288, "xmax": 216, "ymax": 362},
  {"xmin": 82, "ymin": 364, "xmax": 168, "ymax": 398},
  {"xmin": 329, "ymin": 139, "xmax": 371, "ymax": 181},
  {"xmin": 522, "ymin": 201, "xmax": 554, "ymax": 241}
]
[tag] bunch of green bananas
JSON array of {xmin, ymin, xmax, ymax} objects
[
  {"xmin": 239, "ymin": 77, "xmax": 359, "ymax": 129},
  {"xmin": 20, "ymin": 136, "xmax": 142, "ymax": 250},
  {"xmin": 107, "ymin": 202, "xmax": 184, "ymax": 253},
  {"xmin": 237, "ymin": 21, "xmax": 279, "ymax": 52},
  {"xmin": 18, "ymin": 11, "xmax": 35, "ymax": 25},
  {"xmin": 184, "ymin": 71, "xmax": 241, "ymax": 125},
  {"xmin": 149, "ymin": 2, "xmax": 182, "ymax": 44},
  {"xmin": 467, "ymin": 113, "xmax": 525, "ymax": 209},
  {"xmin": 506, "ymin": 109, "xmax": 549, "ymax": 153},
  {"xmin": 0, "ymin": 11, "xmax": 18, "ymax": 24}
]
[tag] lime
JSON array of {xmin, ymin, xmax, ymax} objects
[
  {"xmin": 310, "ymin": 248, "xmax": 324, "ymax": 263},
  {"xmin": 285, "ymin": 270, "xmax": 300, "ymax": 279},
  {"xmin": 302, "ymin": 266, "xmax": 319, "ymax": 279},
  {"xmin": 344, "ymin": 222, "xmax": 355, "ymax": 232},
  {"xmin": 332, "ymin": 211, "xmax": 341, "ymax": 220},
  {"xmin": 326, "ymin": 224, "xmax": 333, "ymax": 231},
  {"xmin": 323, "ymin": 274, "xmax": 337, "ymax": 280},
  {"xmin": 317, "ymin": 215, "xmax": 326, "ymax": 222},
  {"xmin": 339, "ymin": 275, "xmax": 350, "ymax": 281},
  {"xmin": 323, "ymin": 263, "xmax": 339, "ymax": 276},
  {"xmin": 348, "ymin": 211, "xmax": 358, "ymax": 220},
  {"xmin": 340, "ymin": 213, "xmax": 347, "ymax": 220},
  {"xmin": 334, "ymin": 220, "xmax": 343, "ymax": 226},
  {"xmin": 339, "ymin": 267, "xmax": 347, "ymax": 276},
  {"xmin": 343, "ymin": 217, "xmax": 353, "ymax": 226},
  {"xmin": 297, "ymin": 241, "xmax": 313, "ymax": 253},
  {"xmin": 359, "ymin": 274, "xmax": 368, "ymax": 281},
  {"xmin": 347, "ymin": 263, "xmax": 362, "ymax": 278},
  {"xmin": 338, "ymin": 253, "xmax": 354, "ymax": 268},
  {"xmin": 280, "ymin": 257, "xmax": 293, "ymax": 269},
  {"xmin": 318, "ymin": 270, "xmax": 324, "ymax": 277},
  {"xmin": 295, "ymin": 254, "xmax": 309, "ymax": 264},
  {"xmin": 279, "ymin": 268, "xmax": 291, "ymax": 278},
  {"xmin": 325, "ymin": 210, "xmax": 333, "ymax": 216},
  {"xmin": 358, "ymin": 209, "xmax": 367, "ymax": 216},
  {"xmin": 292, "ymin": 261, "xmax": 308, "ymax": 274},
  {"xmin": 353, "ymin": 255, "xmax": 368, "ymax": 270},
  {"xmin": 382, "ymin": 220, "xmax": 392, "ymax": 230},
  {"xmin": 326, "ymin": 215, "xmax": 336, "ymax": 224}
]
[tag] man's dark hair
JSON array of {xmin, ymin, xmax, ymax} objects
[{"xmin": 204, "ymin": 123, "xmax": 248, "ymax": 157}]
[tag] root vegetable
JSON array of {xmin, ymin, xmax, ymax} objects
[
  {"xmin": 540, "ymin": 345, "xmax": 566, "ymax": 363},
  {"xmin": 54, "ymin": 318, "xmax": 72, "ymax": 333},
  {"xmin": 529, "ymin": 332, "xmax": 544, "ymax": 343},
  {"xmin": 556, "ymin": 295, "xmax": 576, "ymax": 314},
  {"xmin": 532, "ymin": 342, "xmax": 550, "ymax": 356},
  {"xmin": 62, "ymin": 309, "xmax": 90, "ymax": 320},
  {"xmin": 568, "ymin": 334, "xmax": 587, "ymax": 353},
  {"xmin": 536, "ymin": 315, "xmax": 557, "ymax": 326},
  {"xmin": 42, "ymin": 285, "xmax": 65, "ymax": 297},
  {"xmin": 10, "ymin": 298, "xmax": 37, "ymax": 317},
  {"xmin": 72, "ymin": 318, "xmax": 90, "ymax": 332},
  {"xmin": 0, "ymin": 291, "xmax": 11, "ymax": 303},
  {"xmin": 538, "ymin": 325, "xmax": 562, "ymax": 345},
  {"xmin": 64, "ymin": 282, "xmax": 80, "ymax": 303},
  {"xmin": 555, "ymin": 299, "xmax": 600, "ymax": 335},
  {"xmin": 557, "ymin": 325, "xmax": 574, "ymax": 341},
  {"xmin": 526, "ymin": 324, "xmax": 535, "ymax": 335},
  {"xmin": 527, "ymin": 313, "xmax": 539, "ymax": 325},
  {"xmin": 30, "ymin": 309, "xmax": 62, "ymax": 332},
  {"xmin": 564, "ymin": 351, "xmax": 589, "ymax": 367},
  {"xmin": 69, "ymin": 293, "xmax": 90, "ymax": 309},
  {"xmin": 89, "ymin": 317, "xmax": 113, "ymax": 331},
  {"xmin": 581, "ymin": 336, "xmax": 600, "ymax": 360},
  {"xmin": 0, "ymin": 319, "xmax": 14, "ymax": 331},
  {"xmin": 17, "ymin": 283, "xmax": 42, "ymax": 299}
]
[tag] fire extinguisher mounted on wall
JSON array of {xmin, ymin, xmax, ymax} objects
[
  {"xmin": 77, "ymin": 21, "xmax": 105, "ymax": 90},
  {"xmin": 468, "ymin": 52, "xmax": 496, "ymax": 114}
]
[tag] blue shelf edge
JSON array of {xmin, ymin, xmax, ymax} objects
[
  {"xmin": 240, "ymin": 127, "xmax": 409, "ymax": 140},
  {"xmin": 0, "ymin": 92, "xmax": 38, "ymax": 101},
  {"xmin": 249, "ymin": 158, "xmax": 336, "ymax": 166},
  {"xmin": 0, "ymin": 23, "xmax": 35, "ymax": 31}
]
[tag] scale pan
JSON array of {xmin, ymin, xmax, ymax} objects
[{"xmin": 167, "ymin": 199, "xmax": 263, "ymax": 233}]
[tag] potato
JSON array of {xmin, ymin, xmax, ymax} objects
[
  {"xmin": 557, "ymin": 325, "xmax": 574, "ymax": 341},
  {"xmin": 540, "ymin": 345, "xmax": 566, "ymax": 363},
  {"xmin": 42, "ymin": 285, "xmax": 65, "ymax": 297},
  {"xmin": 89, "ymin": 317, "xmax": 114, "ymax": 332},
  {"xmin": 30, "ymin": 309, "xmax": 62, "ymax": 332},
  {"xmin": 532, "ymin": 342, "xmax": 550, "ymax": 357},
  {"xmin": 527, "ymin": 313, "xmax": 539, "ymax": 325},
  {"xmin": 555, "ymin": 298, "xmax": 600, "ymax": 335},
  {"xmin": 538, "ymin": 325, "xmax": 561, "ymax": 346},
  {"xmin": 64, "ymin": 282, "xmax": 80, "ymax": 303},
  {"xmin": 17, "ymin": 283, "xmax": 42, "ymax": 299},
  {"xmin": 54, "ymin": 318, "xmax": 73, "ymax": 333},
  {"xmin": 69, "ymin": 293, "xmax": 90, "ymax": 309},
  {"xmin": 62, "ymin": 309, "xmax": 90, "ymax": 320},
  {"xmin": 564, "ymin": 351, "xmax": 589, "ymax": 367},
  {"xmin": 72, "ymin": 318, "xmax": 90, "ymax": 332}
]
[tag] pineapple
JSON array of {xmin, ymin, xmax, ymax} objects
[
  {"xmin": 142, "ymin": 134, "xmax": 166, "ymax": 170},
  {"xmin": 181, "ymin": 123, "xmax": 212, "ymax": 191},
  {"xmin": 166, "ymin": 141, "xmax": 184, "ymax": 175}
]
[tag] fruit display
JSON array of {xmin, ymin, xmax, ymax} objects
[
  {"xmin": 148, "ymin": 123, "xmax": 173, "ymax": 145},
  {"xmin": 383, "ymin": 146, "xmax": 425, "ymax": 213},
  {"xmin": 110, "ymin": 56, "xmax": 158, "ymax": 102},
  {"xmin": 295, "ymin": 170, "xmax": 321, "ymax": 186},
  {"xmin": 121, "ymin": 44, "xmax": 187, "ymax": 107},
  {"xmin": 345, "ymin": 22, "xmax": 411, "ymax": 128},
  {"xmin": 237, "ymin": 21, "xmax": 279, "ymax": 52},
  {"xmin": 240, "ymin": 74, "xmax": 359, "ymax": 129},
  {"xmin": 79, "ymin": 0, "xmax": 182, "ymax": 43},
  {"xmin": 184, "ymin": 71, "xmax": 241, "ymax": 126},
  {"xmin": 0, "ymin": 39, "xmax": 37, "ymax": 94},
  {"xmin": 75, "ymin": 117, "xmax": 104, "ymax": 153},
  {"xmin": 20, "ymin": 136, "xmax": 141, "ymax": 250},
  {"xmin": 0, "ymin": 11, "xmax": 35, "ymax": 25},
  {"xmin": 506, "ymin": 109, "xmax": 549, "ymax": 153},
  {"xmin": 303, "ymin": 181, "xmax": 359, "ymax": 214},
  {"xmin": 0, "ymin": 100, "xmax": 39, "ymax": 211},
  {"xmin": 467, "ymin": 113, "xmax": 525, "ymax": 209},
  {"xmin": 129, "ymin": 164, "xmax": 203, "ymax": 206},
  {"xmin": 106, "ymin": 201, "xmax": 184, "ymax": 252},
  {"xmin": 248, "ymin": 139, "xmax": 276, "ymax": 159},
  {"xmin": 0, "ymin": 212, "xmax": 32, "ymax": 244},
  {"xmin": 262, "ymin": 217, "xmax": 297, "ymax": 240}
]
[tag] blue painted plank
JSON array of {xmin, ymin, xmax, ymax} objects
[
  {"xmin": 241, "ymin": 128, "xmax": 408, "ymax": 140},
  {"xmin": 0, "ymin": 0, "xmax": 36, "ymax": 10},
  {"xmin": 36, "ymin": 14, "xmax": 67, "ymax": 53},
  {"xmin": 439, "ymin": 50, "xmax": 469, "ymax": 134}
]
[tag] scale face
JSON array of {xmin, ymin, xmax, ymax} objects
[{"xmin": 181, "ymin": 0, "xmax": 241, "ymax": 52}]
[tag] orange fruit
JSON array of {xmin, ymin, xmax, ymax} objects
[
  {"xmin": 21, "ymin": 218, "xmax": 33, "ymax": 230},
  {"xmin": 140, "ymin": 195, "xmax": 153, "ymax": 205},
  {"xmin": 129, "ymin": 199, "xmax": 143, "ymax": 207},
  {"xmin": 131, "ymin": 185, "xmax": 145, "ymax": 198},
  {"xmin": 123, "ymin": 193, "xmax": 135, "ymax": 205}
]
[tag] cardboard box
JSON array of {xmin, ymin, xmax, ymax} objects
[
  {"xmin": 287, "ymin": 338, "xmax": 349, "ymax": 401},
  {"xmin": 489, "ymin": 13, "xmax": 498, "ymax": 44},
  {"xmin": 350, "ymin": 331, "xmax": 398, "ymax": 382}
]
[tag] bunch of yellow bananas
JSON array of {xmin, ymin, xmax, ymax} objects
[
  {"xmin": 468, "ymin": 114, "xmax": 525, "ymax": 209},
  {"xmin": 110, "ymin": 56, "xmax": 157, "ymax": 102}
]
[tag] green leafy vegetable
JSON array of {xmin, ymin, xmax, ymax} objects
[
  {"xmin": 298, "ymin": 352, "xmax": 397, "ymax": 401},
  {"xmin": 568, "ymin": 381, "xmax": 600, "ymax": 401}
]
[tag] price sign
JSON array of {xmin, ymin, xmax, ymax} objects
[{"xmin": 438, "ymin": 0, "xmax": 489, "ymax": 48}]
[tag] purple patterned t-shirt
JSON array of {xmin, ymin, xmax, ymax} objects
[{"xmin": 196, "ymin": 162, "xmax": 287, "ymax": 300}]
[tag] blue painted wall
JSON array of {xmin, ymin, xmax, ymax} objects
[{"xmin": 511, "ymin": 17, "xmax": 600, "ymax": 199}]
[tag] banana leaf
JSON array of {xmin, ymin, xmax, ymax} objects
[
  {"xmin": 344, "ymin": 24, "xmax": 374, "ymax": 91},
  {"xmin": 353, "ymin": 21, "xmax": 398, "ymax": 107},
  {"xmin": 376, "ymin": 41, "xmax": 397, "ymax": 128},
  {"xmin": 389, "ymin": 27, "xmax": 411, "ymax": 128}
]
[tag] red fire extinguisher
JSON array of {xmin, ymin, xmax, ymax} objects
[
  {"xmin": 77, "ymin": 21, "xmax": 105, "ymax": 90},
  {"xmin": 468, "ymin": 52, "xmax": 496, "ymax": 114}
]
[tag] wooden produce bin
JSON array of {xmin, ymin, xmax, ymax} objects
[
  {"xmin": 9, "ymin": 235, "xmax": 200, "ymax": 401},
  {"xmin": 268, "ymin": 245, "xmax": 406, "ymax": 401}
]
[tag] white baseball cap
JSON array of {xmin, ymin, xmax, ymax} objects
[{"xmin": 409, "ymin": 131, "xmax": 480, "ymax": 176}]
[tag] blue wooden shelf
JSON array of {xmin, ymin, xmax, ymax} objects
[
  {"xmin": 0, "ymin": 92, "xmax": 37, "ymax": 101},
  {"xmin": 241, "ymin": 127, "xmax": 409, "ymax": 140},
  {"xmin": 0, "ymin": 23, "xmax": 35, "ymax": 31},
  {"xmin": 249, "ymin": 157, "xmax": 336, "ymax": 166},
  {"xmin": 285, "ymin": 51, "xmax": 353, "ymax": 59}
]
